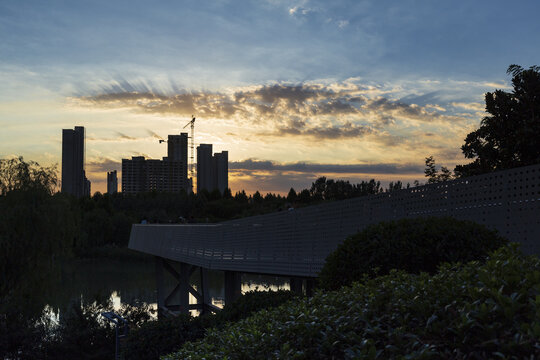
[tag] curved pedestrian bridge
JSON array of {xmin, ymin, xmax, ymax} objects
[{"xmin": 129, "ymin": 163, "xmax": 540, "ymax": 315}]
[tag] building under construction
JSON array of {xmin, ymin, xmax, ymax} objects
[{"xmin": 121, "ymin": 133, "xmax": 190, "ymax": 194}]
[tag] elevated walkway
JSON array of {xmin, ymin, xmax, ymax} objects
[{"xmin": 129, "ymin": 163, "xmax": 540, "ymax": 314}]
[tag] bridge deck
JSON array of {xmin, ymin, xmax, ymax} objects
[{"xmin": 129, "ymin": 163, "xmax": 540, "ymax": 278}]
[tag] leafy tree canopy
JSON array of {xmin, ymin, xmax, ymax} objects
[
  {"xmin": 455, "ymin": 65, "xmax": 540, "ymax": 177},
  {"xmin": 0, "ymin": 156, "xmax": 57, "ymax": 195}
]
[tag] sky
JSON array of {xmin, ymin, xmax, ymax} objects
[{"xmin": 1, "ymin": 0, "xmax": 539, "ymax": 195}]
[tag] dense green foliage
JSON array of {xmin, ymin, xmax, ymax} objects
[
  {"xmin": 124, "ymin": 290, "xmax": 296, "ymax": 360},
  {"xmin": 168, "ymin": 245, "xmax": 540, "ymax": 359},
  {"xmin": 214, "ymin": 290, "xmax": 297, "ymax": 324},
  {"xmin": 124, "ymin": 314, "xmax": 213, "ymax": 360},
  {"xmin": 0, "ymin": 299, "xmax": 153, "ymax": 360},
  {"xmin": 318, "ymin": 217, "xmax": 508, "ymax": 291},
  {"xmin": 0, "ymin": 189, "xmax": 79, "ymax": 298},
  {"xmin": 455, "ymin": 65, "xmax": 540, "ymax": 177}
]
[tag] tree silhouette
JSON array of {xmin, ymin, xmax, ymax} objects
[
  {"xmin": 0, "ymin": 156, "xmax": 57, "ymax": 195},
  {"xmin": 455, "ymin": 65, "xmax": 540, "ymax": 177},
  {"xmin": 425, "ymin": 156, "xmax": 453, "ymax": 183}
]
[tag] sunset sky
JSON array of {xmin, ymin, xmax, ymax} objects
[{"xmin": 1, "ymin": 0, "xmax": 539, "ymax": 194}]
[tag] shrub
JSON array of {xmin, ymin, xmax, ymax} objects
[
  {"xmin": 318, "ymin": 216, "xmax": 508, "ymax": 290},
  {"xmin": 125, "ymin": 290, "xmax": 296, "ymax": 360},
  {"xmin": 124, "ymin": 314, "xmax": 214, "ymax": 360},
  {"xmin": 42, "ymin": 301, "xmax": 154, "ymax": 360},
  {"xmin": 215, "ymin": 290, "xmax": 297, "ymax": 323},
  {"xmin": 167, "ymin": 245, "xmax": 540, "ymax": 359}
]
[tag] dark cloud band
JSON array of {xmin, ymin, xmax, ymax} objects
[{"xmin": 230, "ymin": 159, "xmax": 422, "ymax": 174}]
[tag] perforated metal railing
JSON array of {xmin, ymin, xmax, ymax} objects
[{"xmin": 129, "ymin": 163, "xmax": 540, "ymax": 278}]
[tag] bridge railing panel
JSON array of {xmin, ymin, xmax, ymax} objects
[{"xmin": 129, "ymin": 163, "xmax": 540, "ymax": 277}]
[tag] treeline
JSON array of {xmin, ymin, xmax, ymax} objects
[
  {"xmin": 75, "ymin": 177, "xmax": 406, "ymax": 249},
  {"xmin": 0, "ymin": 157, "xmax": 410, "ymax": 260}
]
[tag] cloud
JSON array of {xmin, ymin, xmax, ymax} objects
[
  {"xmin": 116, "ymin": 132, "xmax": 137, "ymax": 140},
  {"xmin": 230, "ymin": 158, "xmax": 423, "ymax": 174},
  {"xmin": 73, "ymin": 78, "xmax": 476, "ymax": 144},
  {"xmin": 450, "ymin": 102, "xmax": 485, "ymax": 112},
  {"xmin": 87, "ymin": 132, "xmax": 141, "ymax": 142},
  {"xmin": 337, "ymin": 20, "xmax": 349, "ymax": 28},
  {"xmin": 271, "ymin": 122, "xmax": 372, "ymax": 139},
  {"xmin": 86, "ymin": 157, "xmax": 121, "ymax": 173},
  {"xmin": 366, "ymin": 98, "xmax": 443, "ymax": 123},
  {"xmin": 146, "ymin": 129, "xmax": 164, "ymax": 140}
]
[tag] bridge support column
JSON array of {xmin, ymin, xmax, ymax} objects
[
  {"xmin": 199, "ymin": 267, "xmax": 211, "ymax": 315},
  {"xmin": 290, "ymin": 277, "xmax": 303, "ymax": 295},
  {"xmin": 305, "ymin": 279, "xmax": 315, "ymax": 297},
  {"xmin": 155, "ymin": 257, "xmax": 166, "ymax": 317},
  {"xmin": 224, "ymin": 271, "xmax": 241, "ymax": 305},
  {"xmin": 155, "ymin": 257, "xmax": 220, "ymax": 318}
]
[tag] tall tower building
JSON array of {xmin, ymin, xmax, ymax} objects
[
  {"xmin": 196, "ymin": 144, "xmax": 214, "ymax": 193},
  {"xmin": 197, "ymin": 145, "xmax": 228, "ymax": 194},
  {"xmin": 213, "ymin": 151, "xmax": 228, "ymax": 194},
  {"xmin": 107, "ymin": 170, "xmax": 118, "ymax": 194},
  {"xmin": 62, "ymin": 126, "xmax": 89, "ymax": 197}
]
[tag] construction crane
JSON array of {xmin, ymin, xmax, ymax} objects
[{"xmin": 183, "ymin": 115, "xmax": 196, "ymax": 179}]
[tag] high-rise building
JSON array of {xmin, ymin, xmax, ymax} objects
[
  {"xmin": 62, "ymin": 126, "xmax": 90, "ymax": 197},
  {"xmin": 122, "ymin": 156, "xmax": 146, "ymax": 193},
  {"xmin": 196, "ymin": 144, "xmax": 214, "ymax": 193},
  {"xmin": 196, "ymin": 144, "xmax": 228, "ymax": 194},
  {"xmin": 107, "ymin": 170, "xmax": 118, "ymax": 194},
  {"xmin": 167, "ymin": 134, "xmax": 188, "ymax": 163},
  {"xmin": 213, "ymin": 151, "xmax": 228, "ymax": 194},
  {"xmin": 121, "ymin": 133, "xmax": 189, "ymax": 194}
]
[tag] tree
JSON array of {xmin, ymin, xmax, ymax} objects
[
  {"xmin": 252, "ymin": 191, "xmax": 263, "ymax": 204},
  {"xmin": 297, "ymin": 189, "xmax": 311, "ymax": 203},
  {"xmin": 286, "ymin": 188, "xmax": 297, "ymax": 203},
  {"xmin": 386, "ymin": 181, "xmax": 403, "ymax": 192},
  {"xmin": 425, "ymin": 156, "xmax": 453, "ymax": 183},
  {"xmin": 0, "ymin": 156, "xmax": 57, "ymax": 195},
  {"xmin": 455, "ymin": 65, "xmax": 540, "ymax": 177},
  {"xmin": 424, "ymin": 156, "xmax": 438, "ymax": 183},
  {"xmin": 310, "ymin": 177, "xmax": 327, "ymax": 201}
]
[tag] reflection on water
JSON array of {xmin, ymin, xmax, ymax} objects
[{"xmin": 41, "ymin": 256, "xmax": 290, "ymax": 321}]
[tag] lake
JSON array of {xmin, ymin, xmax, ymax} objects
[{"xmin": 41, "ymin": 253, "xmax": 290, "ymax": 322}]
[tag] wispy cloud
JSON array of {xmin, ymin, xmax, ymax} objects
[
  {"xmin": 146, "ymin": 129, "xmax": 165, "ymax": 140},
  {"xmin": 450, "ymin": 102, "xmax": 485, "ymax": 112},
  {"xmin": 116, "ymin": 132, "xmax": 137, "ymax": 140},
  {"xmin": 87, "ymin": 134, "xmax": 139, "ymax": 142},
  {"xmin": 74, "ymin": 79, "xmax": 471, "ymax": 144}
]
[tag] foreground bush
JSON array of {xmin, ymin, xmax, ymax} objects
[
  {"xmin": 215, "ymin": 290, "xmax": 297, "ymax": 323},
  {"xmin": 168, "ymin": 245, "xmax": 540, "ymax": 359},
  {"xmin": 125, "ymin": 290, "xmax": 296, "ymax": 360},
  {"xmin": 318, "ymin": 216, "xmax": 508, "ymax": 290},
  {"xmin": 124, "ymin": 314, "xmax": 213, "ymax": 360}
]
